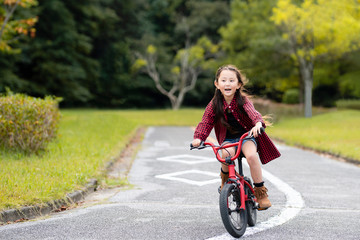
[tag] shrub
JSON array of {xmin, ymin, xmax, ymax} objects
[
  {"xmin": 313, "ymin": 85, "xmax": 337, "ymax": 107},
  {"xmin": 282, "ymin": 88, "xmax": 300, "ymax": 104},
  {"xmin": 0, "ymin": 93, "xmax": 61, "ymax": 154},
  {"xmin": 338, "ymin": 71, "xmax": 360, "ymax": 99},
  {"xmin": 336, "ymin": 99, "xmax": 360, "ymax": 110}
]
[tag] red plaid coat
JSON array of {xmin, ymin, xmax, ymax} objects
[{"xmin": 194, "ymin": 96, "xmax": 281, "ymax": 164}]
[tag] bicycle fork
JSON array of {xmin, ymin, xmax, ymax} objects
[
  {"xmin": 227, "ymin": 160, "xmax": 246, "ymax": 211},
  {"xmin": 227, "ymin": 157, "xmax": 259, "ymax": 211}
]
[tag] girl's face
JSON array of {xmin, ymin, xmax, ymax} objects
[{"xmin": 215, "ymin": 69, "xmax": 241, "ymax": 103}]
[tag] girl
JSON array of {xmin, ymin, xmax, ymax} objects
[{"xmin": 192, "ymin": 65, "xmax": 281, "ymax": 210}]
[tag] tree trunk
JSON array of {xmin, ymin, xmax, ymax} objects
[{"xmin": 298, "ymin": 57, "xmax": 313, "ymax": 118}]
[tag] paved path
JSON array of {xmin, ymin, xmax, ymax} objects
[{"xmin": 0, "ymin": 126, "xmax": 359, "ymax": 239}]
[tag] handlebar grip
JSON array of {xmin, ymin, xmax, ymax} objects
[
  {"xmin": 190, "ymin": 141, "xmax": 205, "ymax": 150},
  {"xmin": 260, "ymin": 127, "xmax": 265, "ymax": 133}
]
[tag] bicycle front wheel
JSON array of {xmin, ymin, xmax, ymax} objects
[
  {"xmin": 245, "ymin": 178, "xmax": 257, "ymax": 227},
  {"xmin": 219, "ymin": 183, "xmax": 247, "ymax": 238}
]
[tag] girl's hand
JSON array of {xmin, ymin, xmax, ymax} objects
[
  {"xmin": 250, "ymin": 122, "xmax": 263, "ymax": 138},
  {"xmin": 192, "ymin": 138, "xmax": 202, "ymax": 147}
]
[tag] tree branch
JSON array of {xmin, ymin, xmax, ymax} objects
[{"xmin": 0, "ymin": 0, "xmax": 21, "ymax": 40}]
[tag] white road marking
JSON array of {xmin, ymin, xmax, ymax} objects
[
  {"xmin": 207, "ymin": 165, "xmax": 305, "ymax": 239},
  {"xmin": 155, "ymin": 169, "xmax": 220, "ymax": 186},
  {"xmin": 157, "ymin": 154, "xmax": 216, "ymax": 165}
]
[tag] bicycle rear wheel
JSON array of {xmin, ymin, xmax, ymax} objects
[{"xmin": 219, "ymin": 183, "xmax": 247, "ymax": 238}]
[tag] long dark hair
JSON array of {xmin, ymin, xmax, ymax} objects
[{"xmin": 212, "ymin": 65, "xmax": 249, "ymax": 128}]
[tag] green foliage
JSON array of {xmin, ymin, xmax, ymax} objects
[
  {"xmin": 271, "ymin": 0, "xmax": 360, "ymax": 59},
  {"xmin": 282, "ymin": 88, "xmax": 299, "ymax": 104},
  {"xmin": 338, "ymin": 71, "xmax": 360, "ymax": 99},
  {"xmin": 184, "ymin": 0, "xmax": 230, "ymax": 43},
  {"xmin": 0, "ymin": 0, "xmax": 149, "ymax": 108},
  {"xmin": 336, "ymin": 99, "xmax": 360, "ymax": 110},
  {"xmin": 271, "ymin": 0, "xmax": 360, "ymax": 116},
  {"xmin": 220, "ymin": 0, "xmax": 292, "ymax": 99},
  {"xmin": 22, "ymin": 0, "xmax": 99, "ymax": 105},
  {"xmin": 0, "ymin": 0, "xmax": 38, "ymax": 53},
  {"xmin": 2, "ymin": 0, "xmax": 360, "ymax": 110},
  {"xmin": 0, "ymin": 92, "xmax": 61, "ymax": 153},
  {"xmin": 313, "ymin": 85, "xmax": 338, "ymax": 107}
]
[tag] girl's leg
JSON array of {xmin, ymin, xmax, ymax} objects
[
  {"xmin": 220, "ymin": 146, "xmax": 236, "ymax": 172},
  {"xmin": 241, "ymin": 141, "xmax": 262, "ymax": 183},
  {"xmin": 219, "ymin": 146, "xmax": 236, "ymax": 191},
  {"xmin": 242, "ymin": 141, "xmax": 271, "ymax": 210}
]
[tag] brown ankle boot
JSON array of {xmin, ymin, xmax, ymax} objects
[
  {"xmin": 220, "ymin": 171, "xmax": 229, "ymax": 191},
  {"xmin": 254, "ymin": 186, "xmax": 271, "ymax": 210}
]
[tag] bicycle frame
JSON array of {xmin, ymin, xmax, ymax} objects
[
  {"xmin": 191, "ymin": 128, "xmax": 263, "ymax": 237},
  {"xmin": 201, "ymin": 132, "xmax": 257, "ymax": 210}
]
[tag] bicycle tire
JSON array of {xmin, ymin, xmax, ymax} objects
[
  {"xmin": 219, "ymin": 183, "xmax": 247, "ymax": 238},
  {"xmin": 245, "ymin": 179, "xmax": 257, "ymax": 227}
]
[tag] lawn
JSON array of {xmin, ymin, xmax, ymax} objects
[
  {"xmin": 268, "ymin": 110, "xmax": 360, "ymax": 161},
  {"xmin": 0, "ymin": 108, "xmax": 359, "ymax": 211}
]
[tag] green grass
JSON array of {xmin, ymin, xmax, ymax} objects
[
  {"xmin": 1, "ymin": 108, "xmax": 359, "ymax": 211},
  {"xmin": 115, "ymin": 108, "xmax": 204, "ymax": 126},
  {"xmin": 0, "ymin": 110, "xmax": 137, "ymax": 210},
  {"xmin": 268, "ymin": 110, "xmax": 360, "ymax": 161}
]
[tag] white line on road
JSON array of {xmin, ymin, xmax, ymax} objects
[
  {"xmin": 155, "ymin": 169, "xmax": 220, "ymax": 186},
  {"xmin": 207, "ymin": 165, "xmax": 305, "ymax": 239}
]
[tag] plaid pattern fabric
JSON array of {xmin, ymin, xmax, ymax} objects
[{"xmin": 194, "ymin": 96, "xmax": 281, "ymax": 164}]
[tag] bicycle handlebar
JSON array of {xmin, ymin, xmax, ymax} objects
[{"xmin": 190, "ymin": 127, "xmax": 265, "ymax": 163}]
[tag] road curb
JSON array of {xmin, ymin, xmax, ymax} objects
[{"xmin": 0, "ymin": 179, "xmax": 97, "ymax": 224}]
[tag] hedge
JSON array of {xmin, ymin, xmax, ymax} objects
[
  {"xmin": 0, "ymin": 93, "xmax": 61, "ymax": 154},
  {"xmin": 336, "ymin": 99, "xmax": 360, "ymax": 110}
]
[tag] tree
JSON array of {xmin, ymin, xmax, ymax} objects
[
  {"xmin": 271, "ymin": 0, "xmax": 360, "ymax": 117},
  {"xmin": 134, "ymin": 36, "xmax": 219, "ymax": 109},
  {"xmin": 0, "ymin": 0, "xmax": 37, "ymax": 53},
  {"xmin": 18, "ymin": 0, "xmax": 99, "ymax": 105},
  {"xmin": 132, "ymin": 0, "xmax": 229, "ymax": 109},
  {"xmin": 219, "ymin": 0, "xmax": 293, "ymax": 101}
]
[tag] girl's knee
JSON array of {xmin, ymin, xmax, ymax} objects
[
  {"xmin": 221, "ymin": 150, "xmax": 229, "ymax": 158},
  {"xmin": 221, "ymin": 148, "xmax": 234, "ymax": 158},
  {"xmin": 246, "ymin": 154, "xmax": 259, "ymax": 165}
]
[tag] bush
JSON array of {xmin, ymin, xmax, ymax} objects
[
  {"xmin": 0, "ymin": 93, "xmax": 61, "ymax": 153},
  {"xmin": 313, "ymin": 85, "xmax": 337, "ymax": 107},
  {"xmin": 282, "ymin": 88, "xmax": 300, "ymax": 104},
  {"xmin": 336, "ymin": 99, "xmax": 360, "ymax": 110},
  {"xmin": 338, "ymin": 71, "xmax": 360, "ymax": 99}
]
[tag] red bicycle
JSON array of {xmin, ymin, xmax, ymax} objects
[{"xmin": 190, "ymin": 128, "xmax": 264, "ymax": 238}]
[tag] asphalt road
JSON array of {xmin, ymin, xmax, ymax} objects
[{"xmin": 0, "ymin": 126, "xmax": 359, "ymax": 240}]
